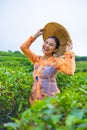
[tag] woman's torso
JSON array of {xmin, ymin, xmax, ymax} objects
[{"xmin": 32, "ymin": 56, "xmax": 60, "ymax": 96}]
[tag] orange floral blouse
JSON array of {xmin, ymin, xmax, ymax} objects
[{"xmin": 20, "ymin": 36, "xmax": 75, "ymax": 104}]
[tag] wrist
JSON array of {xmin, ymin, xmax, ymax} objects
[
  {"xmin": 64, "ymin": 51, "xmax": 74, "ymax": 55},
  {"xmin": 33, "ymin": 34, "xmax": 38, "ymax": 39}
]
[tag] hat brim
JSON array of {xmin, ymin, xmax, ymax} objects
[{"xmin": 43, "ymin": 22, "xmax": 72, "ymax": 56}]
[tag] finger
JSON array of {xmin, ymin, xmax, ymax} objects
[
  {"xmin": 40, "ymin": 28, "xmax": 45, "ymax": 32},
  {"xmin": 71, "ymin": 46, "xmax": 73, "ymax": 49},
  {"xmin": 66, "ymin": 41, "xmax": 72, "ymax": 46},
  {"xmin": 66, "ymin": 44, "xmax": 73, "ymax": 49}
]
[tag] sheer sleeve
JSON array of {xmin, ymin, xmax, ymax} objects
[
  {"xmin": 57, "ymin": 52, "xmax": 76, "ymax": 75},
  {"xmin": 20, "ymin": 36, "xmax": 39, "ymax": 64}
]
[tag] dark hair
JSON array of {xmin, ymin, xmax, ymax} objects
[{"xmin": 47, "ymin": 36, "xmax": 60, "ymax": 49}]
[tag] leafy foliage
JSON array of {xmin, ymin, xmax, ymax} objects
[{"xmin": 0, "ymin": 51, "xmax": 87, "ymax": 130}]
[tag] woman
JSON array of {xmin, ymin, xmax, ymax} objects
[{"xmin": 20, "ymin": 25, "xmax": 75, "ymax": 105}]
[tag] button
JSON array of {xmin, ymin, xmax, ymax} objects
[{"xmin": 35, "ymin": 76, "xmax": 38, "ymax": 81}]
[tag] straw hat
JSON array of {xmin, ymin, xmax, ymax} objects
[{"xmin": 43, "ymin": 22, "xmax": 72, "ymax": 56}]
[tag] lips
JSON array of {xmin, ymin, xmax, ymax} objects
[
  {"xmin": 44, "ymin": 48, "xmax": 49, "ymax": 51},
  {"xmin": 43, "ymin": 47, "xmax": 49, "ymax": 51}
]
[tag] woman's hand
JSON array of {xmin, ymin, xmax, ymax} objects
[
  {"xmin": 66, "ymin": 41, "xmax": 73, "ymax": 52},
  {"xmin": 34, "ymin": 28, "xmax": 44, "ymax": 39}
]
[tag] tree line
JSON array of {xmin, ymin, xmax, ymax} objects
[{"xmin": 0, "ymin": 50, "xmax": 87, "ymax": 61}]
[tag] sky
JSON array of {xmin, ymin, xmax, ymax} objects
[{"xmin": 0, "ymin": 0, "xmax": 87, "ymax": 56}]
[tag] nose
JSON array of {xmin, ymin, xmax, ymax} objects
[{"xmin": 45, "ymin": 44, "xmax": 49, "ymax": 48}]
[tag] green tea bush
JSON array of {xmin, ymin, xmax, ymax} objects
[
  {"xmin": 0, "ymin": 66, "xmax": 33, "ymax": 128},
  {"xmin": 4, "ymin": 76, "xmax": 87, "ymax": 130},
  {"xmin": 0, "ymin": 51, "xmax": 87, "ymax": 130}
]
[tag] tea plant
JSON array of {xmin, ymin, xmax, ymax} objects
[{"xmin": 0, "ymin": 51, "xmax": 87, "ymax": 130}]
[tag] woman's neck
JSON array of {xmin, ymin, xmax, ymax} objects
[{"xmin": 43, "ymin": 54, "xmax": 53, "ymax": 60}]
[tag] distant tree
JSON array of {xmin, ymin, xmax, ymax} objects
[
  {"xmin": 8, "ymin": 50, "xmax": 12, "ymax": 52},
  {"xmin": 14, "ymin": 51, "xmax": 22, "ymax": 54},
  {"xmin": 76, "ymin": 56, "xmax": 87, "ymax": 61}
]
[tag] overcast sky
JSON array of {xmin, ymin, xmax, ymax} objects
[{"xmin": 0, "ymin": 0, "xmax": 87, "ymax": 56}]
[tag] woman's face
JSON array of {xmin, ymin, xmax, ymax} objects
[{"xmin": 42, "ymin": 38, "xmax": 57, "ymax": 56}]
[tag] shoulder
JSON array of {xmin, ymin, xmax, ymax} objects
[
  {"xmin": 55, "ymin": 56, "xmax": 65, "ymax": 68},
  {"xmin": 35, "ymin": 56, "xmax": 42, "ymax": 63},
  {"xmin": 55, "ymin": 55, "xmax": 64, "ymax": 61}
]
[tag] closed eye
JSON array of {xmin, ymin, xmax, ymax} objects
[
  {"xmin": 44, "ymin": 41, "xmax": 54, "ymax": 46},
  {"xmin": 49, "ymin": 43, "xmax": 54, "ymax": 46},
  {"xmin": 44, "ymin": 41, "xmax": 48, "ymax": 44}
]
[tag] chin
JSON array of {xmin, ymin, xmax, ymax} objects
[{"xmin": 42, "ymin": 48, "xmax": 52, "ymax": 55}]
